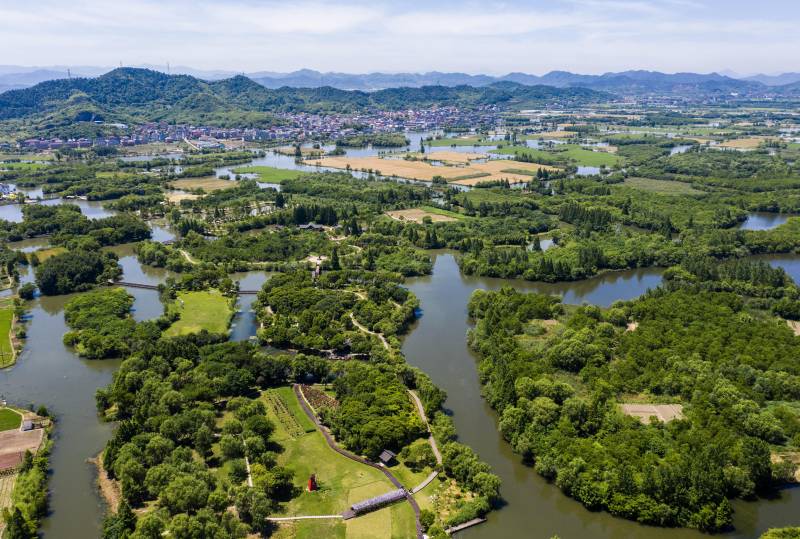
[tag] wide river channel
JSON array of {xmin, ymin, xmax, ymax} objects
[{"xmin": 0, "ymin": 246, "xmax": 797, "ymax": 538}]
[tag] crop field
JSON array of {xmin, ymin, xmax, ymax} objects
[
  {"xmin": 621, "ymin": 177, "xmax": 704, "ymax": 195},
  {"xmin": 311, "ymin": 155, "xmax": 557, "ymax": 185},
  {"xmin": 386, "ymin": 208, "xmax": 459, "ymax": 223},
  {"xmin": 0, "ymin": 473, "xmax": 17, "ymax": 534},
  {"xmin": 231, "ymin": 165, "xmax": 305, "ymax": 182},
  {"xmin": 718, "ymin": 136, "xmax": 777, "ymax": 150},
  {"xmin": 169, "ymin": 177, "xmax": 234, "ymax": 192},
  {"xmin": 164, "ymin": 290, "xmax": 233, "ymax": 337},
  {"xmin": 414, "ymin": 150, "xmax": 488, "ymax": 163},
  {"xmin": 263, "ymin": 388, "xmax": 315, "ymax": 438}
]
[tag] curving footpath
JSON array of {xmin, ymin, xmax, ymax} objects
[{"xmin": 293, "ymin": 384, "xmax": 424, "ymax": 539}]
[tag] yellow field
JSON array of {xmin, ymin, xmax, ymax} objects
[
  {"xmin": 413, "ymin": 151, "xmax": 488, "ymax": 163},
  {"xmin": 719, "ymin": 136, "xmax": 778, "ymax": 150},
  {"xmin": 386, "ymin": 208, "xmax": 458, "ymax": 223},
  {"xmin": 165, "ymin": 190, "xmax": 201, "ymax": 203},
  {"xmin": 170, "ymin": 177, "xmax": 234, "ymax": 192},
  {"xmin": 0, "ymin": 473, "xmax": 17, "ymax": 535},
  {"xmin": 311, "ymin": 155, "xmax": 558, "ymax": 185},
  {"xmin": 276, "ymin": 146, "xmax": 326, "ymax": 157}
]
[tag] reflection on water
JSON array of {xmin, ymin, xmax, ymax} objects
[{"xmin": 738, "ymin": 212, "xmax": 797, "ymax": 231}]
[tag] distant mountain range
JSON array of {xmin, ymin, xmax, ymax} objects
[
  {"xmin": 0, "ymin": 68, "xmax": 608, "ymax": 133},
  {"xmin": 2, "ymin": 65, "xmax": 800, "ymax": 96}
]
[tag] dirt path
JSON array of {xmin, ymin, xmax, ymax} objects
[
  {"xmin": 349, "ymin": 312, "xmax": 390, "ymax": 350},
  {"xmin": 293, "ymin": 385, "xmax": 423, "ymax": 539},
  {"xmin": 179, "ymin": 249, "xmax": 199, "ymax": 265},
  {"xmin": 407, "ymin": 390, "xmax": 443, "ymax": 466}
]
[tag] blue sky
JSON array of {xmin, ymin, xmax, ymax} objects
[{"xmin": 1, "ymin": 0, "xmax": 798, "ymax": 74}]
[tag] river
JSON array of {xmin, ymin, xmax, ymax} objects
[
  {"xmin": 1, "ymin": 245, "xmax": 799, "ymax": 537},
  {"xmin": 402, "ymin": 251, "xmax": 800, "ymax": 539}
]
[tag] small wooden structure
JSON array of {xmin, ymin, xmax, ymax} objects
[
  {"xmin": 378, "ymin": 449, "xmax": 397, "ymax": 465},
  {"xmin": 307, "ymin": 474, "xmax": 318, "ymax": 492}
]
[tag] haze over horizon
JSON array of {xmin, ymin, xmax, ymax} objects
[{"xmin": 1, "ymin": 0, "xmax": 798, "ymax": 76}]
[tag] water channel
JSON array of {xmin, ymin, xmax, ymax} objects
[{"xmin": 1, "ymin": 174, "xmax": 799, "ymax": 539}]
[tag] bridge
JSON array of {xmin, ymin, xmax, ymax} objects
[{"xmin": 111, "ymin": 281, "xmax": 259, "ymax": 295}]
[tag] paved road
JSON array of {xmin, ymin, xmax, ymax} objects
[{"xmin": 293, "ymin": 384, "xmax": 423, "ymax": 539}]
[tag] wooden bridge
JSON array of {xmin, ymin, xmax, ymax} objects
[{"xmin": 110, "ymin": 281, "xmax": 259, "ymax": 294}]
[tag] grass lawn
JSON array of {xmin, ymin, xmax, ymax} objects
[
  {"xmin": 263, "ymin": 387, "xmax": 414, "ymax": 538},
  {"xmin": 164, "ymin": 290, "xmax": 233, "ymax": 337},
  {"xmin": 493, "ymin": 144, "xmax": 621, "ymax": 167},
  {"xmin": 621, "ymin": 177, "xmax": 704, "ymax": 195},
  {"xmin": 0, "ymin": 408, "xmax": 22, "ymax": 431},
  {"xmin": 0, "ymin": 298, "xmax": 15, "ymax": 369},
  {"xmin": 231, "ymin": 166, "xmax": 305, "ymax": 182},
  {"xmin": 29, "ymin": 247, "xmax": 67, "ymax": 263}
]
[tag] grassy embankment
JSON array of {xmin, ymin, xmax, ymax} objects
[
  {"xmin": 0, "ymin": 297, "xmax": 16, "ymax": 369},
  {"xmin": 163, "ymin": 290, "xmax": 234, "ymax": 337}
]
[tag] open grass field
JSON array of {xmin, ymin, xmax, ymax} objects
[
  {"xmin": 386, "ymin": 208, "xmax": 459, "ymax": 223},
  {"xmin": 164, "ymin": 290, "xmax": 233, "ymax": 337},
  {"xmin": 0, "ymin": 153, "xmax": 54, "ymax": 161},
  {"xmin": 231, "ymin": 166, "xmax": 305, "ymax": 182},
  {"xmin": 264, "ymin": 387, "xmax": 416, "ymax": 538},
  {"xmin": 0, "ymin": 408, "xmax": 21, "ymax": 431},
  {"xmin": 493, "ymin": 144, "xmax": 622, "ymax": 167},
  {"xmin": 0, "ymin": 298, "xmax": 15, "ymax": 369},
  {"xmin": 621, "ymin": 177, "xmax": 704, "ymax": 195},
  {"xmin": 427, "ymin": 136, "xmax": 497, "ymax": 147},
  {"xmin": 169, "ymin": 177, "xmax": 234, "ymax": 192}
]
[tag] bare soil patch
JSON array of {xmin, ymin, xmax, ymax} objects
[
  {"xmin": 91, "ymin": 453, "xmax": 121, "ymax": 512},
  {"xmin": 620, "ymin": 403, "xmax": 684, "ymax": 424},
  {"xmin": 170, "ymin": 177, "xmax": 234, "ymax": 192},
  {"xmin": 719, "ymin": 136, "xmax": 778, "ymax": 150},
  {"xmin": 0, "ymin": 428, "xmax": 44, "ymax": 471},
  {"xmin": 787, "ymin": 320, "xmax": 800, "ymax": 336}
]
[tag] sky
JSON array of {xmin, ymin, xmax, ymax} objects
[{"xmin": 1, "ymin": 0, "xmax": 799, "ymax": 75}]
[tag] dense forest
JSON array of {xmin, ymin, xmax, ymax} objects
[{"xmin": 467, "ymin": 269, "xmax": 800, "ymax": 531}]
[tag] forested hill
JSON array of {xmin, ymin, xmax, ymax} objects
[{"xmin": 0, "ymin": 67, "xmax": 611, "ymax": 125}]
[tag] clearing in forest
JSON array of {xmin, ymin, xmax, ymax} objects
[
  {"xmin": 620, "ymin": 403, "xmax": 684, "ymax": 424},
  {"xmin": 621, "ymin": 177, "xmax": 704, "ymax": 195},
  {"xmin": 386, "ymin": 208, "xmax": 458, "ymax": 223},
  {"xmin": 163, "ymin": 290, "xmax": 233, "ymax": 337},
  {"xmin": 263, "ymin": 387, "xmax": 405, "ymax": 536}
]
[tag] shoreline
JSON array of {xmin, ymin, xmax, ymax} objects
[{"xmin": 89, "ymin": 452, "xmax": 120, "ymax": 514}]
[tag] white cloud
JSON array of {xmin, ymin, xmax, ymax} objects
[{"xmin": 0, "ymin": 0, "xmax": 797, "ymax": 74}]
